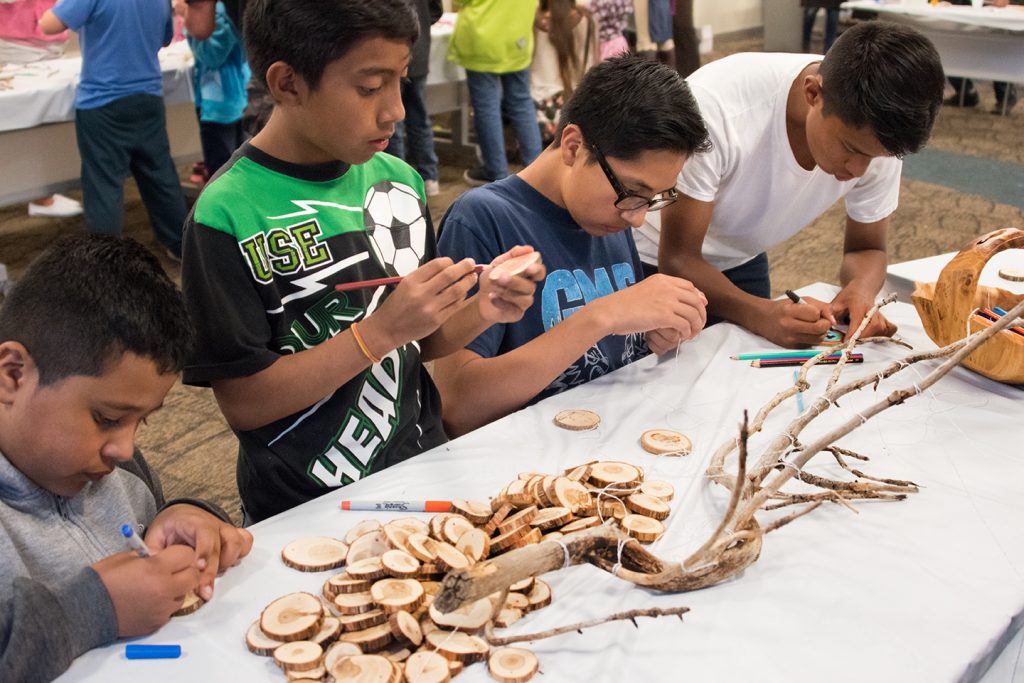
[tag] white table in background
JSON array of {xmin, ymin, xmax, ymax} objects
[{"xmin": 885, "ymin": 249, "xmax": 1024, "ymax": 301}]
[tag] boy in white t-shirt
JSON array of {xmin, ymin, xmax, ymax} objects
[{"xmin": 635, "ymin": 22, "xmax": 944, "ymax": 347}]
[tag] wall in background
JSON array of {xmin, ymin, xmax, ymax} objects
[{"xmin": 695, "ymin": 0, "xmax": 764, "ymax": 36}]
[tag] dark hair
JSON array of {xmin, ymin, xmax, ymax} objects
[
  {"xmin": 819, "ymin": 21, "xmax": 944, "ymax": 158},
  {"xmin": 0, "ymin": 236, "xmax": 195, "ymax": 386},
  {"xmin": 554, "ymin": 55, "xmax": 711, "ymax": 161},
  {"xmin": 540, "ymin": 0, "xmax": 593, "ymax": 99},
  {"xmin": 244, "ymin": 0, "xmax": 419, "ymax": 91}
]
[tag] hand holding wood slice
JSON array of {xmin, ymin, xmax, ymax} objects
[
  {"xmin": 489, "ymin": 251, "xmax": 541, "ymax": 281},
  {"xmin": 172, "ymin": 590, "xmax": 204, "ymax": 617},
  {"xmin": 261, "ymin": 592, "xmax": 324, "ymax": 642}
]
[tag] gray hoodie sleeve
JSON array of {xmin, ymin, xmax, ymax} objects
[{"xmin": 0, "ymin": 567, "xmax": 117, "ymax": 683}]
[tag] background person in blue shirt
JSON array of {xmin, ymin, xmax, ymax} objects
[
  {"xmin": 436, "ymin": 56, "xmax": 710, "ymax": 437},
  {"xmin": 41, "ymin": 0, "xmax": 188, "ymax": 259}
]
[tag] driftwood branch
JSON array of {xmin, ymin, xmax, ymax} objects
[{"xmin": 483, "ymin": 606, "xmax": 690, "ymax": 646}]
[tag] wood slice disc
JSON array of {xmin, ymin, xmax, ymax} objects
[
  {"xmin": 330, "ymin": 653, "xmax": 395, "ymax": 682},
  {"xmin": 450, "ymin": 499, "xmax": 492, "ymax": 525},
  {"xmin": 550, "ymin": 477, "xmax": 593, "ymax": 514},
  {"xmin": 489, "ymin": 524, "xmax": 530, "ymax": 554},
  {"xmin": 497, "ymin": 506, "xmax": 538, "ymax": 535},
  {"xmin": 489, "ymin": 251, "xmax": 541, "ymax": 281},
  {"xmin": 999, "ymin": 267, "xmax": 1024, "ymax": 282},
  {"xmin": 393, "ymin": 517, "xmax": 431, "ymax": 536},
  {"xmin": 405, "ymin": 532, "xmax": 439, "ymax": 563},
  {"xmin": 344, "ymin": 519, "xmax": 383, "ymax": 545},
  {"xmin": 339, "ymin": 608, "xmax": 388, "ymax": 633},
  {"xmin": 433, "ymin": 542, "xmax": 471, "ymax": 572},
  {"xmin": 541, "ymin": 531, "xmax": 565, "ymax": 543},
  {"xmin": 553, "ymin": 408, "xmax": 600, "ymax": 431},
  {"xmin": 287, "ymin": 665, "xmax": 326, "ymax": 681},
  {"xmin": 421, "ymin": 581, "xmax": 443, "ymax": 597},
  {"xmin": 428, "ymin": 596, "xmax": 492, "ymax": 632},
  {"xmin": 371, "ymin": 578, "xmax": 425, "ymax": 614},
  {"xmin": 488, "ymin": 647, "xmax": 540, "ymax": 683},
  {"xmin": 482, "ymin": 503, "xmax": 514, "ymax": 536},
  {"xmin": 311, "ymin": 616, "xmax": 342, "ymax": 646},
  {"xmin": 384, "ymin": 647, "xmax": 411, "ymax": 663},
  {"xmin": 429, "ymin": 513, "xmax": 457, "ymax": 541},
  {"xmin": 261, "ymin": 592, "xmax": 325, "ymax": 642},
  {"xmin": 388, "ymin": 609, "xmax": 423, "ymax": 646},
  {"xmin": 639, "ymin": 429, "xmax": 692, "ymax": 456},
  {"xmin": 639, "ymin": 479, "xmax": 675, "ymax": 501},
  {"xmin": 504, "ymin": 592, "xmax": 530, "ymax": 611},
  {"xmin": 511, "ymin": 527, "xmax": 543, "ymax": 549},
  {"xmin": 327, "ymin": 573, "xmax": 373, "ymax": 596},
  {"xmin": 424, "ymin": 630, "xmax": 490, "ymax": 663},
  {"xmin": 381, "ymin": 549, "xmax": 420, "ymax": 579},
  {"xmin": 509, "ymin": 576, "xmax": 535, "ymax": 593},
  {"xmin": 347, "ymin": 530, "xmax": 391, "ymax": 564},
  {"xmin": 347, "ymin": 556, "xmax": 388, "ymax": 581},
  {"xmin": 383, "ymin": 524, "xmax": 412, "ymax": 553},
  {"xmin": 274, "ymin": 640, "xmax": 324, "ymax": 672},
  {"xmin": 442, "ymin": 515, "xmax": 475, "ymax": 545},
  {"xmin": 339, "ymin": 623, "xmax": 394, "ymax": 654},
  {"xmin": 447, "ymin": 659, "xmax": 464, "ymax": 677},
  {"xmin": 334, "ymin": 591, "xmax": 377, "ymax": 616},
  {"xmin": 455, "ymin": 527, "xmax": 491, "ymax": 562},
  {"xmin": 417, "ymin": 563, "xmax": 443, "ymax": 579},
  {"xmin": 325, "ymin": 641, "xmax": 364, "ymax": 671},
  {"xmin": 621, "ymin": 513, "xmax": 666, "ymax": 542},
  {"xmin": 526, "ymin": 580, "xmax": 552, "ymax": 612},
  {"xmin": 588, "ymin": 461, "xmax": 643, "ymax": 488},
  {"xmin": 494, "ymin": 607, "xmax": 524, "ymax": 628},
  {"xmin": 558, "ymin": 516, "xmax": 600, "ymax": 534},
  {"xmin": 172, "ymin": 590, "xmax": 205, "ymax": 617},
  {"xmin": 246, "ymin": 619, "xmax": 285, "ymax": 656},
  {"xmin": 403, "ymin": 650, "xmax": 451, "ymax": 683},
  {"xmin": 564, "ymin": 463, "xmax": 592, "ymax": 482},
  {"xmin": 282, "ymin": 536, "xmax": 349, "ymax": 572},
  {"xmin": 597, "ymin": 499, "xmax": 627, "ymax": 522},
  {"xmin": 625, "ymin": 492, "xmax": 671, "ymax": 521}
]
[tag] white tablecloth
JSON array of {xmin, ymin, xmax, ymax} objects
[
  {"xmin": 886, "ymin": 250, "xmax": 1024, "ymax": 301},
  {"xmin": 843, "ymin": 1, "xmax": 1024, "ymax": 32},
  {"xmin": 56, "ymin": 283, "xmax": 1024, "ymax": 682}
]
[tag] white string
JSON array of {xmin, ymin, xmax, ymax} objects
[
  {"xmin": 611, "ymin": 537, "xmax": 638, "ymax": 576},
  {"xmin": 551, "ymin": 539, "xmax": 571, "ymax": 569}
]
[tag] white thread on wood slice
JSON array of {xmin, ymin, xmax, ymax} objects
[
  {"xmin": 311, "ymin": 616, "xmax": 341, "ymax": 646},
  {"xmin": 441, "ymin": 515, "xmax": 475, "ymax": 545},
  {"xmin": 246, "ymin": 619, "xmax": 285, "ymax": 656},
  {"xmin": 428, "ymin": 596, "xmax": 492, "ymax": 632},
  {"xmin": 330, "ymin": 653, "xmax": 395, "ymax": 682},
  {"xmin": 640, "ymin": 428, "xmax": 692, "ymax": 455},
  {"xmin": 344, "ymin": 519, "xmax": 382, "ymax": 545},
  {"xmin": 488, "ymin": 647, "xmax": 540, "ymax": 683},
  {"xmin": 347, "ymin": 530, "xmax": 390, "ymax": 564},
  {"xmin": 403, "ymin": 650, "xmax": 451, "ymax": 683},
  {"xmin": 388, "ymin": 610, "xmax": 423, "ymax": 646},
  {"xmin": 424, "ymin": 630, "xmax": 490, "ymax": 663},
  {"xmin": 338, "ymin": 623, "xmax": 394, "ymax": 653},
  {"xmin": 489, "ymin": 251, "xmax": 541, "ymax": 281},
  {"xmin": 261, "ymin": 592, "xmax": 325, "ymax": 642},
  {"xmin": 639, "ymin": 479, "xmax": 675, "ymax": 501},
  {"xmin": 588, "ymin": 461, "xmax": 643, "ymax": 488},
  {"xmin": 450, "ymin": 499, "xmax": 491, "ymax": 525},
  {"xmin": 433, "ymin": 542, "xmax": 471, "ymax": 572},
  {"xmin": 371, "ymin": 578, "xmax": 425, "ymax": 614},
  {"xmin": 625, "ymin": 492, "xmax": 671, "ymax": 520},
  {"xmin": 338, "ymin": 608, "xmax": 388, "ymax": 633},
  {"xmin": 405, "ymin": 532, "xmax": 439, "ymax": 563},
  {"xmin": 621, "ymin": 513, "xmax": 666, "ymax": 542},
  {"xmin": 281, "ymin": 536, "xmax": 349, "ymax": 572},
  {"xmin": 274, "ymin": 640, "xmax": 324, "ymax": 672},
  {"xmin": 558, "ymin": 516, "xmax": 600, "ymax": 534},
  {"xmin": 346, "ymin": 556, "xmax": 387, "ymax": 581},
  {"xmin": 172, "ymin": 590, "xmax": 204, "ymax": 617},
  {"xmin": 526, "ymin": 580, "xmax": 552, "ymax": 611},
  {"xmin": 553, "ymin": 408, "xmax": 601, "ymax": 431},
  {"xmin": 333, "ymin": 591, "xmax": 376, "ymax": 616},
  {"xmin": 381, "ymin": 549, "xmax": 420, "ymax": 578},
  {"xmin": 455, "ymin": 527, "xmax": 491, "ymax": 562}
]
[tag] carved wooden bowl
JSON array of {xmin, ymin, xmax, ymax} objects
[{"xmin": 911, "ymin": 228, "xmax": 1024, "ymax": 385}]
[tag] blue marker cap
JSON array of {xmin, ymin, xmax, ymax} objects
[
  {"xmin": 125, "ymin": 643, "xmax": 181, "ymax": 660},
  {"xmin": 120, "ymin": 523, "xmax": 133, "ymax": 538}
]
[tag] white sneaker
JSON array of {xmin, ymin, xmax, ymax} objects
[
  {"xmin": 424, "ymin": 179, "xmax": 440, "ymax": 197},
  {"xmin": 28, "ymin": 194, "xmax": 83, "ymax": 218}
]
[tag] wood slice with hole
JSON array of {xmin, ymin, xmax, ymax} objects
[
  {"xmin": 282, "ymin": 536, "xmax": 349, "ymax": 572},
  {"xmin": 405, "ymin": 532, "xmax": 439, "ymax": 563},
  {"xmin": 310, "ymin": 616, "xmax": 341, "ymax": 646},
  {"xmin": 455, "ymin": 527, "xmax": 491, "ymax": 562},
  {"xmin": 325, "ymin": 641, "xmax": 364, "ymax": 672},
  {"xmin": 489, "ymin": 524, "xmax": 530, "ymax": 554},
  {"xmin": 497, "ymin": 506, "xmax": 538, "ymax": 535},
  {"xmin": 489, "ymin": 251, "xmax": 541, "ymax": 281},
  {"xmin": 424, "ymin": 630, "xmax": 490, "ymax": 664},
  {"xmin": 558, "ymin": 516, "xmax": 600, "ymax": 534},
  {"xmin": 347, "ymin": 530, "xmax": 390, "ymax": 564},
  {"xmin": 564, "ymin": 463, "xmax": 592, "ymax": 482},
  {"xmin": 433, "ymin": 542, "xmax": 471, "ymax": 572},
  {"xmin": 330, "ymin": 653, "xmax": 395, "ymax": 682},
  {"xmin": 494, "ymin": 607, "xmax": 524, "ymax": 628},
  {"xmin": 371, "ymin": 578, "xmax": 425, "ymax": 614},
  {"xmin": 344, "ymin": 519, "xmax": 382, "ymax": 545},
  {"xmin": 526, "ymin": 580, "xmax": 552, "ymax": 612},
  {"xmin": 639, "ymin": 479, "xmax": 675, "ymax": 501},
  {"xmin": 403, "ymin": 650, "xmax": 451, "ymax": 683},
  {"xmin": 388, "ymin": 610, "xmax": 423, "ymax": 646},
  {"xmin": 450, "ymin": 499, "xmax": 492, "ymax": 525},
  {"xmin": 625, "ymin": 492, "xmax": 671, "ymax": 520},
  {"xmin": 549, "ymin": 477, "xmax": 592, "ymax": 515},
  {"xmin": 339, "ymin": 608, "xmax": 388, "ymax": 633},
  {"xmin": 246, "ymin": 619, "xmax": 285, "ymax": 656},
  {"xmin": 488, "ymin": 647, "xmax": 539, "ymax": 683},
  {"xmin": 261, "ymin": 592, "xmax": 325, "ymax": 642},
  {"xmin": 441, "ymin": 515, "xmax": 475, "ymax": 545},
  {"xmin": 333, "ymin": 591, "xmax": 376, "ymax": 616},
  {"xmin": 588, "ymin": 461, "xmax": 643, "ymax": 488},
  {"xmin": 274, "ymin": 640, "xmax": 324, "ymax": 672},
  {"xmin": 339, "ymin": 623, "xmax": 393, "ymax": 653},
  {"xmin": 482, "ymin": 502, "xmax": 514, "ymax": 536},
  {"xmin": 172, "ymin": 590, "xmax": 204, "ymax": 617},
  {"xmin": 640, "ymin": 429, "xmax": 692, "ymax": 456},
  {"xmin": 381, "ymin": 549, "xmax": 420, "ymax": 579},
  {"xmin": 346, "ymin": 556, "xmax": 387, "ymax": 581},
  {"xmin": 552, "ymin": 408, "xmax": 601, "ymax": 431},
  {"xmin": 621, "ymin": 513, "xmax": 666, "ymax": 542},
  {"xmin": 428, "ymin": 596, "xmax": 492, "ymax": 633},
  {"xmin": 327, "ymin": 573, "xmax": 373, "ymax": 596}
]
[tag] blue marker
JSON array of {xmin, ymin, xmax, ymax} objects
[
  {"xmin": 120, "ymin": 524, "xmax": 152, "ymax": 558},
  {"xmin": 125, "ymin": 644, "xmax": 181, "ymax": 660}
]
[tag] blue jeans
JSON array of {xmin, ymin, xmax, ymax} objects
[
  {"xmin": 465, "ymin": 68, "xmax": 543, "ymax": 181},
  {"xmin": 802, "ymin": 8, "xmax": 838, "ymax": 53},
  {"xmin": 708, "ymin": 252, "xmax": 771, "ymax": 327},
  {"xmin": 387, "ymin": 75, "xmax": 439, "ymax": 182}
]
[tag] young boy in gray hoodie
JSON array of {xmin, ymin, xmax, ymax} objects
[{"xmin": 0, "ymin": 235, "xmax": 253, "ymax": 682}]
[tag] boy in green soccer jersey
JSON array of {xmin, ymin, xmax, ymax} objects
[{"xmin": 180, "ymin": 0, "xmax": 544, "ymax": 523}]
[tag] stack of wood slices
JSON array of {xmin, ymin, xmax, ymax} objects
[{"xmin": 246, "ymin": 461, "xmax": 675, "ymax": 682}]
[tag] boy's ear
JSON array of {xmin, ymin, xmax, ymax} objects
[
  {"xmin": 0, "ymin": 342, "xmax": 36, "ymax": 405},
  {"xmin": 559, "ymin": 124, "xmax": 584, "ymax": 167},
  {"xmin": 265, "ymin": 61, "xmax": 304, "ymax": 105},
  {"xmin": 803, "ymin": 73, "xmax": 824, "ymax": 108}
]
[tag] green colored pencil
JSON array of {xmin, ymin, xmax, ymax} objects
[{"xmin": 730, "ymin": 350, "xmax": 845, "ymax": 361}]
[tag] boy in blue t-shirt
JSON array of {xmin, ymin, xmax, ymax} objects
[
  {"xmin": 41, "ymin": 0, "xmax": 188, "ymax": 258},
  {"xmin": 436, "ymin": 56, "xmax": 710, "ymax": 437}
]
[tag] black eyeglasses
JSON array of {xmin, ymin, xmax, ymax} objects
[{"xmin": 589, "ymin": 143, "xmax": 678, "ymax": 212}]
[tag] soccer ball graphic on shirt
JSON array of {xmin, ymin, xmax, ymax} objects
[{"xmin": 362, "ymin": 181, "xmax": 428, "ymax": 277}]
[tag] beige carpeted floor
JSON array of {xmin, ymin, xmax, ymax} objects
[{"xmin": 1, "ymin": 32, "xmax": 1021, "ymax": 524}]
